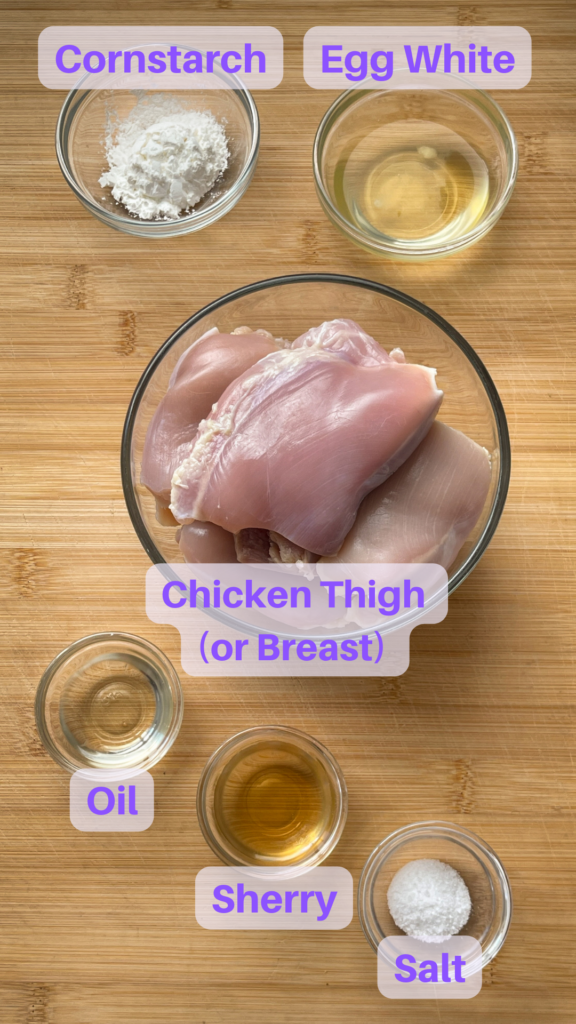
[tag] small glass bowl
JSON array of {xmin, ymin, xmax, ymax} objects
[
  {"xmin": 56, "ymin": 60, "xmax": 259, "ymax": 237},
  {"xmin": 35, "ymin": 632, "xmax": 184, "ymax": 775},
  {"xmin": 313, "ymin": 83, "xmax": 518, "ymax": 260},
  {"xmin": 358, "ymin": 821, "xmax": 512, "ymax": 969},
  {"xmin": 197, "ymin": 725, "xmax": 348, "ymax": 876}
]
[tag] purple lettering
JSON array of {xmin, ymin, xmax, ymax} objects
[{"xmin": 56, "ymin": 44, "xmax": 81, "ymax": 73}]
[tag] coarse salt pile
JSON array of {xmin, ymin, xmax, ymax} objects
[
  {"xmin": 99, "ymin": 109, "xmax": 229, "ymax": 221},
  {"xmin": 387, "ymin": 858, "xmax": 472, "ymax": 943}
]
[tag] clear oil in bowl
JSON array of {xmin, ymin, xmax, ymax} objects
[
  {"xmin": 333, "ymin": 119, "xmax": 490, "ymax": 249},
  {"xmin": 59, "ymin": 653, "xmax": 172, "ymax": 770},
  {"xmin": 212, "ymin": 739, "xmax": 337, "ymax": 865}
]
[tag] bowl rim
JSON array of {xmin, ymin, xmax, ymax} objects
[
  {"xmin": 34, "ymin": 630, "xmax": 184, "ymax": 776},
  {"xmin": 195, "ymin": 723, "xmax": 348, "ymax": 872},
  {"xmin": 121, "ymin": 271, "xmax": 511, "ymax": 595},
  {"xmin": 55, "ymin": 61, "xmax": 260, "ymax": 230},
  {"xmin": 357, "ymin": 819, "xmax": 513, "ymax": 965},
  {"xmin": 312, "ymin": 83, "xmax": 519, "ymax": 258}
]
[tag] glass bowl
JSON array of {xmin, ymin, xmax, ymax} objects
[
  {"xmin": 121, "ymin": 272, "xmax": 510, "ymax": 598},
  {"xmin": 196, "ymin": 725, "xmax": 348, "ymax": 875},
  {"xmin": 35, "ymin": 632, "xmax": 184, "ymax": 775},
  {"xmin": 358, "ymin": 821, "xmax": 512, "ymax": 969},
  {"xmin": 56, "ymin": 59, "xmax": 259, "ymax": 237},
  {"xmin": 313, "ymin": 84, "xmax": 518, "ymax": 260}
]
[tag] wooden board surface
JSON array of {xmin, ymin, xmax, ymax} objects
[{"xmin": 1, "ymin": 1, "xmax": 575, "ymax": 1021}]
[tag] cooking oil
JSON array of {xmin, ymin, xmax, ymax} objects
[
  {"xmin": 334, "ymin": 119, "xmax": 490, "ymax": 247},
  {"xmin": 60, "ymin": 653, "xmax": 170, "ymax": 768},
  {"xmin": 213, "ymin": 738, "xmax": 336, "ymax": 864}
]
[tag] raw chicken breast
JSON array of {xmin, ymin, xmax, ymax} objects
[
  {"xmin": 171, "ymin": 319, "xmax": 443, "ymax": 556},
  {"xmin": 177, "ymin": 521, "xmax": 238, "ymax": 563},
  {"xmin": 323, "ymin": 422, "xmax": 491, "ymax": 568},
  {"xmin": 141, "ymin": 328, "xmax": 278, "ymax": 509}
]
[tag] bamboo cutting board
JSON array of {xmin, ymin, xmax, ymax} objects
[{"xmin": 0, "ymin": 1, "xmax": 575, "ymax": 1022}]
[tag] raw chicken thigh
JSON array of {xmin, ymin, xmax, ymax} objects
[
  {"xmin": 141, "ymin": 327, "xmax": 278, "ymax": 511},
  {"xmin": 171, "ymin": 319, "xmax": 443, "ymax": 556},
  {"xmin": 234, "ymin": 528, "xmax": 318, "ymax": 564},
  {"xmin": 177, "ymin": 521, "xmax": 238, "ymax": 563},
  {"xmin": 323, "ymin": 422, "xmax": 491, "ymax": 568}
]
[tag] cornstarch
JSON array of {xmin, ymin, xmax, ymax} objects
[{"xmin": 99, "ymin": 104, "xmax": 229, "ymax": 220}]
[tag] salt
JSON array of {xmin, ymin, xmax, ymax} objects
[{"xmin": 387, "ymin": 858, "xmax": 471, "ymax": 943}]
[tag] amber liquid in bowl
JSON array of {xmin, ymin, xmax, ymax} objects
[{"xmin": 212, "ymin": 739, "xmax": 336, "ymax": 864}]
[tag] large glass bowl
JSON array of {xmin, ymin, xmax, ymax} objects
[
  {"xmin": 121, "ymin": 273, "xmax": 510, "ymax": 599},
  {"xmin": 56, "ymin": 56, "xmax": 259, "ymax": 237}
]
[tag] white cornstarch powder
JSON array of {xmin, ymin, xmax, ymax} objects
[
  {"xmin": 387, "ymin": 859, "xmax": 472, "ymax": 943},
  {"xmin": 99, "ymin": 104, "xmax": 229, "ymax": 220}
]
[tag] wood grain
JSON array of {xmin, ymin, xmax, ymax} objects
[{"xmin": 1, "ymin": 1, "xmax": 575, "ymax": 1021}]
